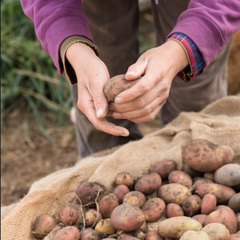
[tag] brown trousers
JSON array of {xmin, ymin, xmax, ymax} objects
[{"xmin": 71, "ymin": 0, "xmax": 232, "ymax": 158}]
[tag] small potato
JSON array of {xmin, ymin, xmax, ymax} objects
[
  {"xmin": 98, "ymin": 194, "xmax": 119, "ymax": 218},
  {"xmin": 84, "ymin": 209, "xmax": 102, "ymax": 227},
  {"xmin": 201, "ymin": 194, "xmax": 217, "ymax": 215},
  {"xmin": 135, "ymin": 172, "xmax": 162, "ymax": 195},
  {"xmin": 150, "ymin": 159, "xmax": 177, "ymax": 180},
  {"xmin": 123, "ymin": 191, "xmax": 146, "ymax": 207},
  {"xmin": 94, "ymin": 218, "xmax": 116, "ymax": 234},
  {"xmin": 168, "ymin": 170, "xmax": 192, "ymax": 188},
  {"xmin": 182, "ymin": 139, "xmax": 234, "ymax": 172},
  {"xmin": 112, "ymin": 185, "xmax": 130, "ymax": 204},
  {"xmin": 157, "ymin": 183, "xmax": 191, "ymax": 205},
  {"xmin": 195, "ymin": 183, "xmax": 236, "ymax": 204},
  {"xmin": 53, "ymin": 226, "xmax": 80, "ymax": 240},
  {"xmin": 115, "ymin": 172, "xmax": 134, "ymax": 189},
  {"xmin": 229, "ymin": 234, "xmax": 240, "ymax": 240},
  {"xmin": 75, "ymin": 181, "xmax": 107, "ymax": 205},
  {"xmin": 141, "ymin": 198, "xmax": 166, "ymax": 222},
  {"xmin": 110, "ymin": 203, "xmax": 145, "ymax": 232},
  {"xmin": 117, "ymin": 234, "xmax": 139, "ymax": 240},
  {"xmin": 193, "ymin": 177, "xmax": 213, "ymax": 193},
  {"xmin": 182, "ymin": 195, "xmax": 201, "ymax": 217},
  {"xmin": 158, "ymin": 216, "xmax": 202, "ymax": 239},
  {"xmin": 205, "ymin": 206, "xmax": 237, "ymax": 234},
  {"xmin": 180, "ymin": 230, "xmax": 211, "ymax": 240},
  {"xmin": 80, "ymin": 228, "xmax": 100, "ymax": 240},
  {"xmin": 32, "ymin": 213, "xmax": 56, "ymax": 239},
  {"xmin": 202, "ymin": 223, "xmax": 230, "ymax": 240},
  {"xmin": 214, "ymin": 164, "xmax": 240, "ymax": 186},
  {"xmin": 128, "ymin": 229, "xmax": 146, "ymax": 240},
  {"xmin": 145, "ymin": 231, "xmax": 164, "ymax": 240},
  {"xmin": 166, "ymin": 203, "xmax": 184, "ymax": 218},
  {"xmin": 228, "ymin": 193, "xmax": 240, "ymax": 213},
  {"xmin": 60, "ymin": 206, "xmax": 79, "ymax": 226},
  {"xmin": 192, "ymin": 214, "xmax": 208, "ymax": 226},
  {"xmin": 203, "ymin": 172, "xmax": 215, "ymax": 181}
]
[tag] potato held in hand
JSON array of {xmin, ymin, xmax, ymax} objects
[{"xmin": 104, "ymin": 74, "xmax": 141, "ymax": 102}]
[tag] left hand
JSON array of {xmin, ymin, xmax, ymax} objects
[{"xmin": 109, "ymin": 40, "xmax": 188, "ymax": 123}]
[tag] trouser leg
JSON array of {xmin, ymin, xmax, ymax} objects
[
  {"xmin": 72, "ymin": 0, "xmax": 143, "ymax": 159},
  {"xmin": 151, "ymin": 0, "xmax": 232, "ymax": 126}
]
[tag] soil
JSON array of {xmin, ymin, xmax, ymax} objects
[{"xmin": 1, "ymin": 8, "xmax": 240, "ymax": 207}]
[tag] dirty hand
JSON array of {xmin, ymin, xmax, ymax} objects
[
  {"xmin": 109, "ymin": 40, "xmax": 188, "ymax": 123},
  {"xmin": 66, "ymin": 42, "xmax": 129, "ymax": 136}
]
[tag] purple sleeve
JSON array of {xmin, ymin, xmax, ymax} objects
[
  {"xmin": 21, "ymin": 0, "xmax": 93, "ymax": 73},
  {"xmin": 168, "ymin": 0, "xmax": 240, "ymax": 71}
]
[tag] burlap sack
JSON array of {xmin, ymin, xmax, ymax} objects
[{"xmin": 1, "ymin": 95, "xmax": 240, "ymax": 240}]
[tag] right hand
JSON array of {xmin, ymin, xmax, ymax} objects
[{"xmin": 66, "ymin": 42, "xmax": 129, "ymax": 136}]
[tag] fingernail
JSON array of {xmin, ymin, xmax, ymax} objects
[
  {"xmin": 115, "ymin": 97, "xmax": 123, "ymax": 104},
  {"xmin": 113, "ymin": 112, "xmax": 121, "ymax": 119},
  {"xmin": 96, "ymin": 108, "xmax": 104, "ymax": 118},
  {"xmin": 126, "ymin": 71, "xmax": 135, "ymax": 76},
  {"xmin": 108, "ymin": 103, "xmax": 114, "ymax": 110}
]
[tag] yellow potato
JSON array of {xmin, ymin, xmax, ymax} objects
[
  {"xmin": 202, "ymin": 223, "xmax": 230, "ymax": 240},
  {"xmin": 95, "ymin": 219, "xmax": 116, "ymax": 234}
]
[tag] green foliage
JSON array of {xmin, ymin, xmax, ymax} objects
[{"xmin": 1, "ymin": 0, "xmax": 73, "ymax": 140}]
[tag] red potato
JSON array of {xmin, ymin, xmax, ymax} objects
[
  {"xmin": 237, "ymin": 213, "xmax": 240, "ymax": 231},
  {"xmin": 205, "ymin": 206, "xmax": 237, "ymax": 234},
  {"xmin": 80, "ymin": 228, "xmax": 100, "ymax": 240},
  {"xmin": 53, "ymin": 226, "xmax": 80, "ymax": 240},
  {"xmin": 75, "ymin": 181, "xmax": 107, "ymax": 206},
  {"xmin": 84, "ymin": 209, "xmax": 102, "ymax": 227},
  {"xmin": 110, "ymin": 203, "xmax": 145, "ymax": 231},
  {"xmin": 115, "ymin": 172, "xmax": 134, "ymax": 189},
  {"xmin": 166, "ymin": 203, "xmax": 184, "ymax": 218},
  {"xmin": 195, "ymin": 183, "xmax": 236, "ymax": 204},
  {"xmin": 60, "ymin": 206, "xmax": 79, "ymax": 226},
  {"xmin": 32, "ymin": 213, "xmax": 56, "ymax": 239},
  {"xmin": 134, "ymin": 172, "xmax": 162, "ymax": 195},
  {"xmin": 98, "ymin": 194, "xmax": 119, "ymax": 218},
  {"xmin": 141, "ymin": 198, "xmax": 166, "ymax": 222},
  {"xmin": 123, "ymin": 191, "xmax": 146, "ymax": 208},
  {"xmin": 182, "ymin": 139, "xmax": 234, "ymax": 172},
  {"xmin": 201, "ymin": 194, "xmax": 217, "ymax": 215},
  {"xmin": 193, "ymin": 177, "xmax": 213, "ymax": 193},
  {"xmin": 182, "ymin": 195, "xmax": 201, "ymax": 217},
  {"xmin": 117, "ymin": 234, "xmax": 139, "ymax": 240},
  {"xmin": 229, "ymin": 234, "xmax": 240, "ymax": 240},
  {"xmin": 149, "ymin": 159, "xmax": 177, "ymax": 180},
  {"xmin": 192, "ymin": 214, "xmax": 208, "ymax": 226},
  {"xmin": 112, "ymin": 185, "xmax": 130, "ymax": 204},
  {"xmin": 228, "ymin": 193, "xmax": 240, "ymax": 213},
  {"xmin": 145, "ymin": 231, "xmax": 164, "ymax": 240},
  {"xmin": 168, "ymin": 170, "xmax": 192, "ymax": 188}
]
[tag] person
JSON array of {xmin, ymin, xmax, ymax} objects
[{"xmin": 21, "ymin": 0, "xmax": 240, "ymax": 158}]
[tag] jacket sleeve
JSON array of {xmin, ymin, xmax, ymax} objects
[
  {"xmin": 21, "ymin": 0, "xmax": 94, "ymax": 74},
  {"xmin": 168, "ymin": 0, "xmax": 240, "ymax": 71}
]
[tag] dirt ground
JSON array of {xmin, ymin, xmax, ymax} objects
[{"xmin": 1, "ymin": 9, "xmax": 240, "ymax": 207}]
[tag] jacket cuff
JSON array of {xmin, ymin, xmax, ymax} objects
[{"xmin": 60, "ymin": 36, "xmax": 99, "ymax": 85}]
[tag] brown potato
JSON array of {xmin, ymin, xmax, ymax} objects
[
  {"xmin": 110, "ymin": 203, "xmax": 145, "ymax": 232},
  {"xmin": 112, "ymin": 185, "xmax": 130, "ymax": 204},
  {"xmin": 195, "ymin": 183, "xmax": 236, "ymax": 204},
  {"xmin": 84, "ymin": 209, "xmax": 102, "ymax": 227},
  {"xmin": 141, "ymin": 198, "xmax": 166, "ymax": 222},
  {"xmin": 182, "ymin": 139, "xmax": 234, "ymax": 172},
  {"xmin": 115, "ymin": 172, "xmax": 134, "ymax": 189},
  {"xmin": 32, "ymin": 213, "xmax": 56, "ymax": 239},
  {"xmin": 202, "ymin": 223, "xmax": 230, "ymax": 240},
  {"xmin": 203, "ymin": 172, "xmax": 215, "ymax": 181},
  {"xmin": 182, "ymin": 195, "xmax": 201, "ymax": 217},
  {"xmin": 95, "ymin": 218, "xmax": 116, "ymax": 234},
  {"xmin": 123, "ymin": 191, "xmax": 146, "ymax": 208},
  {"xmin": 168, "ymin": 170, "xmax": 192, "ymax": 188},
  {"xmin": 59, "ymin": 206, "xmax": 79, "ymax": 226},
  {"xmin": 150, "ymin": 159, "xmax": 177, "ymax": 180},
  {"xmin": 145, "ymin": 231, "xmax": 164, "ymax": 240},
  {"xmin": 80, "ymin": 228, "xmax": 100, "ymax": 240},
  {"xmin": 205, "ymin": 206, "xmax": 237, "ymax": 234},
  {"xmin": 228, "ymin": 193, "xmax": 240, "ymax": 213},
  {"xmin": 53, "ymin": 226, "xmax": 80, "ymax": 240},
  {"xmin": 201, "ymin": 194, "xmax": 217, "ymax": 215},
  {"xmin": 98, "ymin": 194, "xmax": 119, "ymax": 218},
  {"xmin": 180, "ymin": 230, "xmax": 211, "ymax": 240},
  {"xmin": 157, "ymin": 183, "xmax": 191, "ymax": 205},
  {"xmin": 134, "ymin": 172, "xmax": 162, "ymax": 195},
  {"xmin": 166, "ymin": 203, "xmax": 184, "ymax": 218},
  {"xmin": 192, "ymin": 214, "xmax": 208, "ymax": 226}
]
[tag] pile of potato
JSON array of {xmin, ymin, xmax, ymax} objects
[{"xmin": 32, "ymin": 139, "xmax": 240, "ymax": 240}]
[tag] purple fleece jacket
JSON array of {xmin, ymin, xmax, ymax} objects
[{"xmin": 21, "ymin": 0, "xmax": 240, "ymax": 74}]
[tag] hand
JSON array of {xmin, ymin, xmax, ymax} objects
[
  {"xmin": 66, "ymin": 42, "xmax": 129, "ymax": 136},
  {"xmin": 109, "ymin": 40, "xmax": 188, "ymax": 123}
]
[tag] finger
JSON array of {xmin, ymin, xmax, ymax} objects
[{"xmin": 125, "ymin": 58, "xmax": 148, "ymax": 80}]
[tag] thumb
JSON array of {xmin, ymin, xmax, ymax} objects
[
  {"xmin": 125, "ymin": 58, "xmax": 148, "ymax": 80},
  {"xmin": 93, "ymin": 92, "xmax": 109, "ymax": 119}
]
